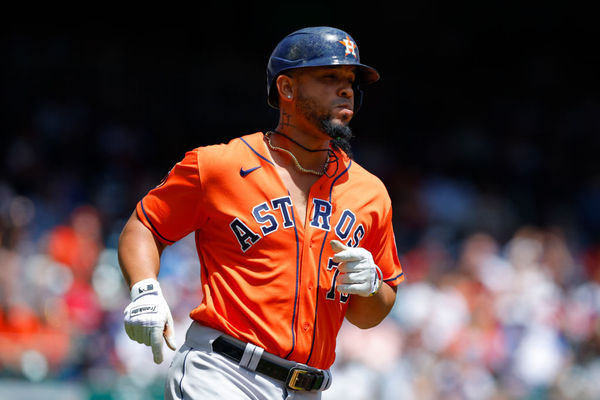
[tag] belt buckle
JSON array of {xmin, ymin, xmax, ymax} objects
[{"xmin": 287, "ymin": 367, "xmax": 311, "ymax": 391}]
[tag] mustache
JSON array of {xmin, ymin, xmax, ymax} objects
[{"xmin": 334, "ymin": 99, "xmax": 354, "ymax": 109}]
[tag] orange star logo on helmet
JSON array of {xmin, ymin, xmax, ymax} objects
[{"xmin": 338, "ymin": 35, "xmax": 357, "ymax": 58}]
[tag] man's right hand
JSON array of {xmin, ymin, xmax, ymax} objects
[{"xmin": 123, "ymin": 278, "xmax": 177, "ymax": 364}]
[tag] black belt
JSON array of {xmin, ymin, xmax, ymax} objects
[{"xmin": 212, "ymin": 335, "xmax": 329, "ymax": 392}]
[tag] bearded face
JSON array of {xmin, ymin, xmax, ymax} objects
[{"xmin": 295, "ymin": 89, "xmax": 355, "ymax": 158}]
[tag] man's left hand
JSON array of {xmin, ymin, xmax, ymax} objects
[{"xmin": 330, "ymin": 240, "xmax": 382, "ymax": 297}]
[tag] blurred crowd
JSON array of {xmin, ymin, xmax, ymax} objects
[
  {"xmin": 3, "ymin": 18, "xmax": 600, "ymax": 400},
  {"xmin": 2, "ymin": 164, "xmax": 600, "ymax": 399},
  {"xmin": 329, "ymin": 227, "xmax": 600, "ymax": 400}
]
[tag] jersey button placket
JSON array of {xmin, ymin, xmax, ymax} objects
[{"xmin": 298, "ymin": 193, "xmax": 317, "ymax": 345}]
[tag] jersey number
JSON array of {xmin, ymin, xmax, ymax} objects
[{"xmin": 326, "ymin": 258, "xmax": 350, "ymax": 303}]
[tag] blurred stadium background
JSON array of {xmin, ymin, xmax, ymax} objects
[{"xmin": 2, "ymin": 5, "xmax": 600, "ymax": 399}]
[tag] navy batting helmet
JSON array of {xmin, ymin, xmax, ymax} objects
[{"xmin": 266, "ymin": 26, "xmax": 380, "ymax": 109}]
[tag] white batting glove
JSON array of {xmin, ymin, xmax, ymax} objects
[
  {"xmin": 331, "ymin": 240, "xmax": 383, "ymax": 297},
  {"xmin": 123, "ymin": 278, "xmax": 177, "ymax": 364}
]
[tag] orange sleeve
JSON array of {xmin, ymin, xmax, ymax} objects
[
  {"xmin": 136, "ymin": 149, "xmax": 207, "ymax": 245},
  {"xmin": 369, "ymin": 196, "xmax": 405, "ymax": 287},
  {"xmin": 365, "ymin": 195, "xmax": 404, "ymax": 286}
]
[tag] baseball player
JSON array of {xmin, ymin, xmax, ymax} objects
[{"xmin": 119, "ymin": 26, "xmax": 404, "ymax": 399}]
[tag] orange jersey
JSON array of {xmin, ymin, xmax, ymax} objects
[{"xmin": 136, "ymin": 132, "xmax": 404, "ymax": 369}]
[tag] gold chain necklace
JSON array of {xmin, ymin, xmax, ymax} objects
[{"xmin": 265, "ymin": 131, "xmax": 327, "ymax": 176}]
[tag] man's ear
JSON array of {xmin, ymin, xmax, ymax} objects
[{"xmin": 276, "ymin": 74, "xmax": 294, "ymax": 104}]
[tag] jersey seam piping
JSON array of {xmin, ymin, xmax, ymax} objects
[
  {"xmin": 306, "ymin": 160, "xmax": 352, "ymax": 365},
  {"xmin": 384, "ymin": 272, "xmax": 404, "ymax": 282},
  {"xmin": 140, "ymin": 199, "xmax": 176, "ymax": 243},
  {"xmin": 239, "ymin": 136, "xmax": 274, "ymax": 165},
  {"xmin": 284, "ymin": 190, "xmax": 300, "ymax": 359}
]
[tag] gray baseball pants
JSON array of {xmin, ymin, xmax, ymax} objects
[{"xmin": 165, "ymin": 322, "xmax": 325, "ymax": 400}]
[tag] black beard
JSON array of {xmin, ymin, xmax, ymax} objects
[
  {"xmin": 296, "ymin": 93, "xmax": 354, "ymax": 158},
  {"xmin": 321, "ymin": 120, "xmax": 354, "ymax": 159}
]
